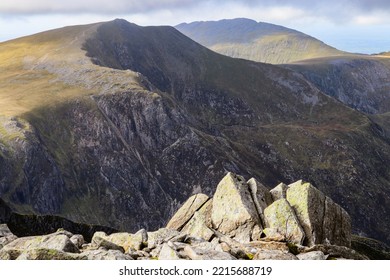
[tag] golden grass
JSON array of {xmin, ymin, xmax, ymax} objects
[{"xmin": 0, "ymin": 23, "xmax": 143, "ymax": 118}]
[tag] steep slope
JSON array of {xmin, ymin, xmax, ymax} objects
[
  {"xmin": 175, "ymin": 18, "xmax": 345, "ymax": 64},
  {"xmin": 0, "ymin": 19, "xmax": 389, "ymax": 245},
  {"xmin": 284, "ymin": 56, "xmax": 390, "ymax": 114}
]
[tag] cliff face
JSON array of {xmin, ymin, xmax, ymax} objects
[
  {"xmin": 285, "ymin": 57, "xmax": 390, "ymax": 114},
  {"xmin": 0, "ymin": 19, "xmax": 389, "ymax": 245}
]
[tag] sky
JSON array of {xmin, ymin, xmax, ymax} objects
[{"xmin": 1, "ymin": 0, "xmax": 390, "ymax": 54}]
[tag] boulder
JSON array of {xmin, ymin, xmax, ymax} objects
[
  {"xmin": 286, "ymin": 180, "xmax": 351, "ymax": 247},
  {"xmin": 16, "ymin": 248, "xmax": 86, "ymax": 260},
  {"xmin": 263, "ymin": 199, "xmax": 305, "ymax": 245},
  {"xmin": 1, "ymin": 231, "xmax": 79, "ymax": 253},
  {"xmin": 297, "ymin": 251, "xmax": 327, "ymax": 260},
  {"xmin": 166, "ymin": 193, "xmax": 210, "ymax": 230},
  {"xmin": 158, "ymin": 243, "xmax": 181, "ymax": 260},
  {"xmin": 147, "ymin": 228, "xmax": 180, "ymax": 249},
  {"xmin": 181, "ymin": 212, "xmax": 214, "ymax": 241},
  {"xmin": 254, "ymin": 250, "xmax": 298, "ymax": 260},
  {"xmin": 91, "ymin": 229, "xmax": 147, "ymax": 252},
  {"xmin": 70, "ymin": 234, "xmax": 85, "ymax": 249},
  {"xmin": 183, "ymin": 245, "xmax": 236, "ymax": 260},
  {"xmin": 81, "ymin": 249, "xmax": 133, "ymax": 260},
  {"xmin": 0, "ymin": 224, "xmax": 13, "ymax": 237},
  {"xmin": 247, "ymin": 178, "xmax": 273, "ymax": 228},
  {"xmin": 92, "ymin": 236, "xmax": 125, "ymax": 253},
  {"xmin": 211, "ymin": 172, "xmax": 261, "ymax": 243},
  {"xmin": 270, "ymin": 183, "xmax": 288, "ymax": 201}
]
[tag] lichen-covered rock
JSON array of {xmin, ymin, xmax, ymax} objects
[
  {"xmin": 92, "ymin": 236, "xmax": 125, "ymax": 253},
  {"xmin": 1, "ymin": 231, "xmax": 79, "ymax": 253},
  {"xmin": 297, "ymin": 251, "xmax": 327, "ymax": 260},
  {"xmin": 253, "ymin": 249, "xmax": 298, "ymax": 260},
  {"xmin": 183, "ymin": 245, "xmax": 236, "ymax": 260},
  {"xmin": 92, "ymin": 229, "xmax": 147, "ymax": 252},
  {"xmin": 16, "ymin": 248, "xmax": 86, "ymax": 260},
  {"xmin": 158, "ymin": 243, "xmax": 181, "ymax": 260},
  {"xmin": 211, "ymin": 172, "xmax": 261, "ymax": 243},
  {"xmin": 270, "ymin": 183, "xmax": 289, "ymax": 201},
  {"xmin": 261, "ymin": 228, "xmax": 286, "ymax": 242},
  {"xmin": 147, "ymin": 228, "xmax": 180, "ymax": 249},
  {"xmin": 0, "ymin": 224, "xmax": 13, "ymax": 237},
  {"xmin": 286, "ymin": 180, "xmax": 351, "ymax": 247},
  {"xmin": 247, "ymin": 178, "xmax": 273, "ymax": 228},
  {"xmin": 264, "ymin": 199, "xmax": 305, "ymax": 245},
  {"xmin": 81, "ymin": 249, "xmax": 134, "ymax": 260},
  {"xmin": 322, "ymin": 197, "xmax": 352, "ymax": 247},
  {"xmin": 70, "ymin": 234, "xmax": 85, "ymax": 249},
  {"xmin": 181, "ymin": 212, "xmax": 214, "ymax": 241},
  {"xmin": 166, "ymin": 193, "xmax": 209, "ymax": 230}
]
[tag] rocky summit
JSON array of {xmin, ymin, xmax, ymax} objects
[{"xmin": 1, "ymin": 173, "xmax": 389, "ymax": 260}]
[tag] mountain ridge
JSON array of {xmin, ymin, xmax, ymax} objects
[{"xmin": 175, "ymin": 18, "xmax": 346, "ymax": 64}]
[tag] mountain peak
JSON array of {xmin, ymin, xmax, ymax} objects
[{"xmin": 176, "ymin": 18, "xmax": 344, "ymax": 64}]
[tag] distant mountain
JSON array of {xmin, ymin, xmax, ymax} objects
[
  {"xmin": 175, "ymin": 18, "xmax": 345, "ymax": 64},
  {"xmin": 0, "ymin": 19, "xmax": 390, "ymax": 245}
]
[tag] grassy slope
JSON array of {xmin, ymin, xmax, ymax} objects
[{"xmin": 175, "ymin": 18, "xmax": 345, "ymax": 64}]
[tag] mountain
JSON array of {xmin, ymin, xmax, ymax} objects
[
  {"xmin": 175, "ymin": 18, "xmax": 345, "ymax": 64},
  {"xmin": 284, "ymin": 56, "xmax": 390, "ymax": 114},
  {"xmin": 0, "ymin": 19, "xmax": 390, "ymax": 245}
]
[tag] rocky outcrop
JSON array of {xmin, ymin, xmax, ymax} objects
[
  {"xmin": 286, "ymin": 180, "xmax": 351, "ymax": 247},
  {"xmin": 211, "ymin": 173, "xmax": 262, "ymax": 243},
  {"xmin": 263, "ymin": 199, "xmax": 305, "ymax": 245},
  {"xmin": 0, "ymin": 172, "xmax": 371, "ymax": 260}
]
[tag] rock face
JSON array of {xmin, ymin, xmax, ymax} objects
[
  {"xmin": 263, "ymin": 199, "xmax": 305, "ymax": 245},
  {"xmin": 286, "ymin": 181, "xmax": 351, "ymax": 247},
  {"xmin": 211, "ymin": 173, "xmax": 261, "ymax": 243},
  {"xmin": 166, "ymin": 194, "xmax": 210, "ymax": 231},
  {"xmin": 0, "ymin": 173, "xmax": 377, "ymax": 260}
]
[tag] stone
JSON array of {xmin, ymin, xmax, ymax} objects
[
  {"xmin": 247, "ymin": 241, "xmax": 290, "ymax": 253},
  {"xmin": 253, "ymin": 250, "xmax": 298, "ymax": 260},
  {"xmin": 181, "ymin": 212, "xmax": 214, "ymax": 241},
  {"xmin": 166, "ymin": 193, "xmax": 210, "ymax": 230},
  {"xmin": 297, "ymin": 251, "xmax": 327, "ymax": 260},
  {"xmin": 131, "ymin": 229, "xmax": 148, "ymax": 250},
  {"xmin": 0, "ymin": 224, "xmax": 13, "ymax": 237},
  {"xmin": 70, "ymin": 234, "xmax": 85, "ymax": 248},
  {"xmin": 247, "ymin": 178, "xmax": 273, "ymax": 228},
  {"xmin": 0, "ymin": 249, "xmax": 21, "ymax": 260},
  {"xmin": 322, "ymin": 197, "xmax": 352, "ymax": 247},
  {"xmin": 183, "ymin": 245, "xmax": 236, "ymax": 260},
  {"xmin": 16, "ymin": 248, "xmax": 86, "ymax": 260},
  {"xmin": 92, "ymin": 236, "xmax": 125, "ymax": 253},
  {"xmin": 270, "ymin": 183, "xmax": 289, "ymax": 201},
  {"xmin": 264, "ymin": 199, "xmax": 305, "ymax": 245},
  {"xmin": 302, "ymin": 244, "xmax": 368, "ymax": 260},
  {"xmin": 0, "ymin": 235, "xmax": 18, "ymax": 250},
  {"xmin": 81, "ymin": 249, "xmax": 134, "ymax": 260},
  {"xmin": 261, "ymin": 228, "xmax": 286, "ymax": 242},
  {"xmin": 147, "ymin": 228, "xmax": 180, "ymax": 249},
  {"xmin": 211, "ymin": 172, "xmax": 261, "ymax": 243},
  {"xmin": 92, "ymin": 229, "xmax": 147, "ymax": 252},
  {"xmin": 286, "ymin": 180, "xmax": 351, "ymax": 247},
  {"xmin": 158, "ymin": 243, "xmax": 181, "ymax": 260},
  {"xmin": 1, "ymin": 232, "xmax": 79, "ymax": 253}
]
